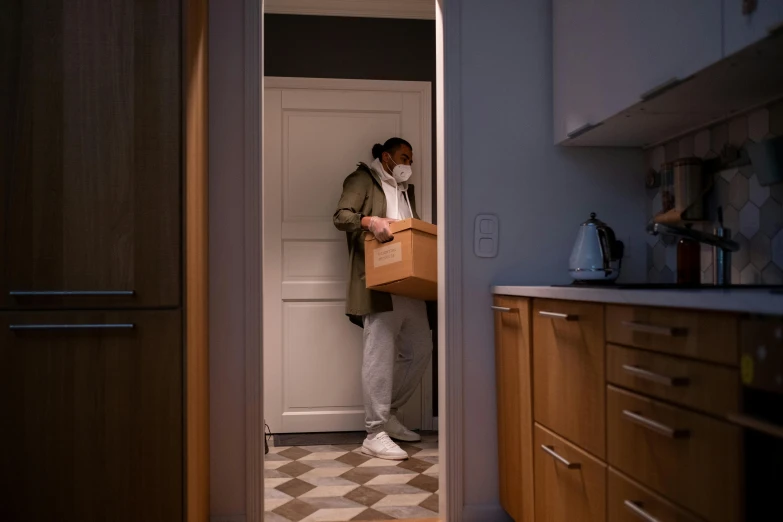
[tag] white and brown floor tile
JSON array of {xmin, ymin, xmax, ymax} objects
[{"xmin": 264, "ymin": 435, "xmax": 439, "ymax": 521}]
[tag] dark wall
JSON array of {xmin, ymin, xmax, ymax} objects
[{"xmin": 264, "ymin": 14, "xmax": 438, "ymax": 417}]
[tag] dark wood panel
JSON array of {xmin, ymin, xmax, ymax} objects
[
  {"xmin": 0, "ymin": 0, "xmax": 181, "ymax": 309},
  {"xmin": 0, "ymin": 310, "xmax": 183, "ymax": 522}
]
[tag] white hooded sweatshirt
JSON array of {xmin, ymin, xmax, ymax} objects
[{"xmin": 370, "ymin": 158, "xmax": 413, "ymax": 220}]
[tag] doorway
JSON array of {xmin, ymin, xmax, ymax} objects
[
  {"xmin": 262, "ymin": 77, "xmax": 434, "ymax": 435},
  {"xmin": 223, "ymin": 1, "xmax": 463, "ymax": 521}
]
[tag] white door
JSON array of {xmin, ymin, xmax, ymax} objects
[{"xmin": 263, "ymin": 77, "xmax": 433, "ymax": 433}]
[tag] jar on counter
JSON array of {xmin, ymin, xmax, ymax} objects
[{"xmin": 677, "ymin": 226, "xmax": 701, "ymax": 284}]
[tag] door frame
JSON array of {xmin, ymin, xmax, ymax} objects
[
  {"xmin": 262, "ymin": 75, "xmax": 434, "ymax": 434},
  {"xmin": 241, "ymin": 1, "xmax": 464, "ymax": 521}
]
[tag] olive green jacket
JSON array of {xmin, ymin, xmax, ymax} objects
[{"xmin": 333, "ymin": 163, "xmax": 433, "ymax": 327}]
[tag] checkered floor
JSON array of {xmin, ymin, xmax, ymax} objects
[{"xmin": 264, "ymin": 433, "xmax": 439, "ymax": 521}]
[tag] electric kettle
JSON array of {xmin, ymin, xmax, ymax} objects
[{"xmin": 569, "ymin": 212, "xmax": 624, "ymax": 282}]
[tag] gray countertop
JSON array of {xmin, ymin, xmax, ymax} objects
[{"xmin": 491, "ymin": 285, "xmax": 783, "ymax": 316}]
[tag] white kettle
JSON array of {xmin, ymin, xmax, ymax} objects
[{"xmin": 569, "ymin": 212, "xmax": 624, "ymax": 282}]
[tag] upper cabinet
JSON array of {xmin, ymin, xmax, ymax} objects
[
  {"xmin": 554, "ymin": 0, "xmax": 722, "ymax": 144},
  {"xmin": 724, "ymin": 0, "xmax": 783, "ymax": 57},
  {"xmin": 554, "ymin": 0, "xmax": 783, "ymax": 146},
  {"xmin": 0, "ymin": 0, "xmax": 181, "ymax": 309}
]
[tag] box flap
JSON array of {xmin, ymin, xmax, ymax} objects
[{"xmin": 364, "ymin": 218, "xmax": 437, "ymax": 241}]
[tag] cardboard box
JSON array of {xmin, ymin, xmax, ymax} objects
[{"xmin": 364, "ymin": 218, "xmax": 437, "ymax": 301}]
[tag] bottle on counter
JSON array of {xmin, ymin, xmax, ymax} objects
[{"xmin": 677, "ymin": 225, "xmax": 701, "ymax": 284}]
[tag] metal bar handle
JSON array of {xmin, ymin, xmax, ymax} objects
[
  {"xmin": 727, "ymin": 413, "xmax": 783, "ymax": 440},
  {"xmin": 491, "ymin": 306, "xmax": 519, "ymax": 313},
  {"xmin": 622, "ymin": 364, "xmax": 689, "ymax": 387},
  {"xmin": 624, "ymin": 500, "xmax": 660, "ymax": 522},
  {"xmin": 640, "ymin": 77, "xmax": 683, "ymax": 101},
  {"xmin": 539, "ymin": 311, "xmax": 578, "ymax": 321},
  {"xmin": 10, "ymin": 291, "xmax": 135, "ymax": 297},
  {"xmin": 540, "ymin": 444, "xmax": 581, "ymax": 469},
  {"xmin": 9, "ymin": 324, "xmax": 135, "ymax": 331},
  {"xmin": 622, "ymin": 410, "xmax": 689, "ymax": 439},
  {"xmin": 621, "ymin": 321, "xmax": 687, "ymax": 337},
  {"xmin": 566, "ymin": 122, "xmax": 602, "ymax": 140}
]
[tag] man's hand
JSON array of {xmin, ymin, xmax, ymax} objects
[{"xmin": 367, "ymin": 217, "xmax": 397, "ymax": 243}]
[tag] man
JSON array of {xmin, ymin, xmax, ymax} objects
[{"xmin": 333, "ymin": 137, "xmax": 433, "ymax": 460}]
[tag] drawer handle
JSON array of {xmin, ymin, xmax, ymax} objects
[
  {"xmin": 727, "ymin": 413, "xmax": 783, "ymax": 440},
  {"xmin": 624, "ymin": 500, "xmax": 660, "ymax": 522},
  {"xmin": 539, "ymin": 311, "xmax": 578, "ymax": 321},
  {"xmin": 622, "ymin": 410, "xmax": 690, "ymax": 439},
  {"xmin": 622, "ymin": 364, "xmax": 690, "ymax": 387},
  {"xmin": 540, "ymin": 444, "xmax": 581, "ymax": 469},
  {"xmin": 621, "ymin": 321, "xmax": 687, "ymax": 337},
  {"xmin": 491, "ymin": 306, "xmax": 518, "ymax": 313},
  {"xmin": 9, "ymin": 324, "xmax": 135, "ymax": 331},
  {"xmin": 639, "ymin": 77, "xmax": 684, "ymax": 102},
  {"xmin": 566, "ymin": 122, "xmax": 602, "ymax": 140},
  {"xmin": 10, "ymin": 290, "xmax": 135, "ymax": 297}
]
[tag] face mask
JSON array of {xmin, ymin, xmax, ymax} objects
[{"xmin": 388, "ymin": 157, "xmax": 412, "ymax": 184}]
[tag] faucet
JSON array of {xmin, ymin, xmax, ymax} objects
[{"xmin": 646, "ymin": 208, "xmax": 740, "ymax": 286}]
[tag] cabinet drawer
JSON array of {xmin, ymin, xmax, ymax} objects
[
  {"xmin": 533, "ymin": 299, "xmax": 605, "ymax": 458},
  {"xmin": 534, "ymin": 423, "xmax": 606, "ymax": 522},
  {"xmin": 607, "ymin": 386, "xmax": 740, "ymax": 522},
  {"xmin": 606, "ymin": 305, "xmax": 738, "ymax": 366},
  {"xmin": 608, "ymin": 468, "xmax": 704, "ymax": 522},
  {"xmin": 607, "ymin": 343, "xmax": 739, "ymax": 417}
]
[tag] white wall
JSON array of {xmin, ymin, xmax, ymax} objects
[
  {"xmin": 209, "ymin": 0, "xmax": 247, "ymax": 518},
  {"xmin": 458, "ymin": 0, "xmax": 646, "ymax": 516}
]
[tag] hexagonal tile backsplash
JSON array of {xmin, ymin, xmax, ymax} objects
[{"xmin": 645, "ymin": 102, "xmax": 783, "ymax": 284}]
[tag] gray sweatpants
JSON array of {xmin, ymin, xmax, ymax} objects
[{"xmin": 362, "ymin": 295, "xmax": 433, "ymax": 434}]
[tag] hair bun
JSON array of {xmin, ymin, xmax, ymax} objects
[{"xmin": 371, "ymin": 143, "xmax": 384, "ymax": 159}]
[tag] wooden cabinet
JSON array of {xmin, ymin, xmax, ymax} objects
[
  {"xmin": 0, "ymin": 1, "xmax": 208, "ymax": 521},
  {"xmin": 553, "ymin": 0, "xmax": 722, "ymax": 144},
  {"xmin": 493, "ymin": 296, "xmax": 534, "ymax": 522},
  {"xmin": 608, "ymin": 468, "xmax": 705, "ymax": 522},
  {"xmin": 534, "ymin": 423, "xmax": 606, "ymax": 522},
  {"xmin": 607, "ymin": 386, "xmax": 741, "ymax": 522},
  {"xmin": 0, "ymin": 310, "xmax": 183, "ymax": 522},
  {"xmin": 606, "ymin": 305, "xmax": 738, "ymax": 366},
  {"xmin": 607, "ymin": 343, "xmax": 739, "ymax": 416},
  {"xmin": 533, "ymin": 299, "xmax": 605, "ymax": 458},
  {"xmin": 0, "ymin": 0, "xmax": 181, "ymax": 310},
  {"xmin": 724, "ymin": 0, "xmax": 783, "ymax": 57}
]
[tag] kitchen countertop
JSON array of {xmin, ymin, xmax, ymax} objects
[{"xmin": 491, "ymin": 285, "xmax": 783, "ymax": 316}]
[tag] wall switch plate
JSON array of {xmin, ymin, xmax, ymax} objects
[{"xmin": 474, "ymin": 214, "xmax": 499, "ymax": 258}]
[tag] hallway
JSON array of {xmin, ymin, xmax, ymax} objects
[{"xmin": 264, "ymin": 433, "xmax": 439, "ymax": 521}]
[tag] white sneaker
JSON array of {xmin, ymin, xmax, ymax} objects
[
  {"xmin": 362, "ymin": 431, "xmax": 409, "ymax": 460},
  {"xmin": 385, "ymin": 415, "xmax": 422, "ymax": 442}
]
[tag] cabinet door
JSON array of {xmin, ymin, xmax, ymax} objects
[
  {"xmin": 534, "ymin": 423, "xmax": 607, "ymax": 522},
  {"xmin": 553, "ymin": 0, "xmax": 604, "ymax": 143},
  {"xmin": 724, "ymin": 0, "xmax": 783, "ymax": 57},
  {"xmin": 554, "ymin": 0, "xmax": 723, "ymax": 144},
  {"xmin": 0, "ymin": 0, "xmax": 181, "ymax": 309},
  {"xmin": 533, "ymin": 299, "xmax": 605, "ymax": 458},
  {"xmin": 494, "ymin": 296, "xmax": 534, "ymax": 522},
  {"xmin": 0, "ymin": 310, "xmax": 183, "ymax": 522}
]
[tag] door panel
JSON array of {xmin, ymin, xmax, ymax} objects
[
  {"xmin": 263, "ymin": 79, "xmax": 432, "ymax": 433},
  {"xmin": 0, "ymin": 0, "xmax": 181, "ymax": 310},
  {"xmin": 0, "ymin": 310, "xmax": 182, "ymax": 522}
]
